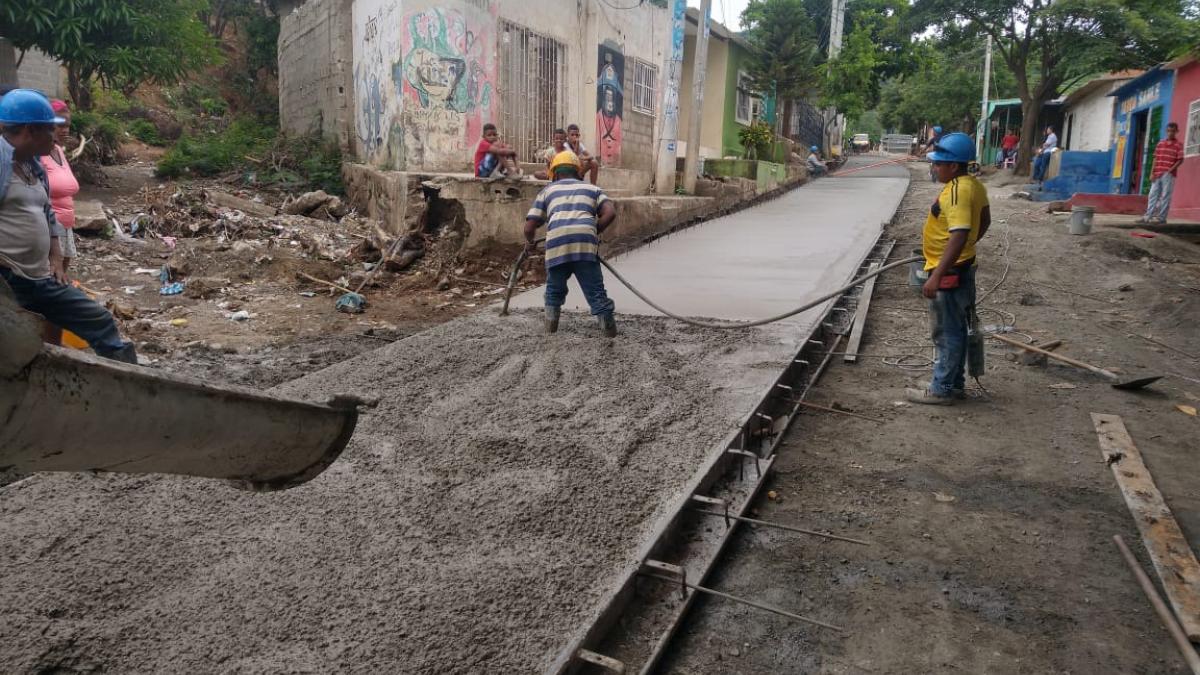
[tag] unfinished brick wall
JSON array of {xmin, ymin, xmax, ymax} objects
[
  {"xmin": 278, "ymin": 0, "xmax": 354, "ymax": 152},
  {"xmin": 620, "ymin": 57, "xmax": 655, "ymax": 174},
  {"xmin": 0, "ymin": 39, "xmax": 65, "ymax": 98}
]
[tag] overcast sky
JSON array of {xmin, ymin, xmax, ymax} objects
[{"xmin": 688, "ymin": 0, "xmax": 749, "ymax": 31}]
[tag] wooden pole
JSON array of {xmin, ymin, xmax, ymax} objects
[{"xmin": 1113, "ymin": 535, "xmax": 1200, "ymax": 674}]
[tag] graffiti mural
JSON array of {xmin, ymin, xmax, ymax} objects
[
  {"xmin": 354, "ymin": 0, "xmax": 405, "ymax": 168},
  {"xmin": 596, "ymin": 44, "xmax": 625, "ymax": 166},
  {"xmin": 395, "ymin": 5, "xmax": 496, "ymax": 170}
]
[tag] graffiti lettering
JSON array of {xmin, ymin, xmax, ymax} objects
[{"xmin": 365, "ymin": 16, "xmax": 379, "ymax": 43}]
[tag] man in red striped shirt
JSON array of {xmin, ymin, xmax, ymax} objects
[{"xmin": 1141, "ymin": 122, "xmax": 1184, "ymax": 224}]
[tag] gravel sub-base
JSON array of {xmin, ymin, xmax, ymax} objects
[{"xmin": 0, "ymin": 311, "xmax": 794, "ymax": 673}]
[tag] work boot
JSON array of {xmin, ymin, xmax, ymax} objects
[
  {"xmin": 105, "ymin": 343, "xmax": 139, "ymax": 365},
  {"xmin": 905, "ymin": 388, "xmax": 954, "ymax": 406},
  {"xmin": 545, "ymin": 306, "xmax": 560, "ymax": 334},
  {"xmin": 598, "ymin": 313, "xmax": 617, "ymax": 338}
]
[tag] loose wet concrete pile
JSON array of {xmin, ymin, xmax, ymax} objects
[{"xmin": 0, "ymin": 312, "xmax": 793, "ymax": 673}]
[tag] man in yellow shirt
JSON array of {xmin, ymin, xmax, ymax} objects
[{"xmin": 908, "ymin": 132, "xmax": 991, "ymax": 405}]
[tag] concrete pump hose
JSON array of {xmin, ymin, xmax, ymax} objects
[{"xmin": 597, "ymin": 255, "xmax": 923, "ymax": 330}]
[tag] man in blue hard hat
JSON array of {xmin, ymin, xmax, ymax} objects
[
  {"xmin": 806, "ymin": 145, "xmax": 828, "ymax": 177},
  {"xmin": 0, "ymin": 89, "xmax": 136, "ymax": 363},
  {"xmin": 907, "ymin": 131, "xmax": 991, "ymax": 405}
]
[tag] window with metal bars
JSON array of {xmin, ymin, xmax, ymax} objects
[
  {"xmin": 632, "ymin": 59, "xmax": 658, "ymax": 116},
  {"xmin": 497, "ymin": 21, "xmax": 569, "ymax": 163}
]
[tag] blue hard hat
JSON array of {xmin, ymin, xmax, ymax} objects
[
  {"xmin": 932, "ymin": 125, "xmax": 943, "ymax": 134},
  {"xmin": 810, "ymin": 145, "xmax": 819, "ymax": 152},
  {"xmin": 0, "ymin": 89, "xmax": 64, "ymax": 125},
  {"xmin": 928, "ymin": 132, "xmax": 975, "ymax": 163}
]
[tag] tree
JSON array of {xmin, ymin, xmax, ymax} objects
[
  {"xmin": 912, "ymin": 0, "xmax": 1196, "ymax": 174},
  {"xmin": 741, "ymin": 0, "xmax": 823, "ymax": 135},
  {"xmin": 1, "ymin": 0, "xmax": 219, "ymax": 110},
  {"xmin": 822, "ymin": 30, "xmax": 881, "ymax": 123}
]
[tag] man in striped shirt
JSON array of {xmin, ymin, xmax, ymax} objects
[
  {"xmin": 1141, "ymin": 122, "xmax": 1184, "ymax": 224},
  {"xmin": 524, "ymin": 150, "xmax": 618, "ymax": 337}
]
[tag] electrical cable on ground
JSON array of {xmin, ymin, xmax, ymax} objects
[{"xmin": 594, "ymin": 255, "xmax": 924, "ymax": 330}]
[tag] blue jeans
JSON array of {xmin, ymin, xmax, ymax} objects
[
  {"xmin": 927, "ymin": 265, "xmax": 976, "ymax": 396},
  {"xmin": 1032, "ymin": 152, "xmax": 1051, "ymax": 181},
  {"xmin": 1145, "ymin": 173, "xmax": 1174, "ymax": 221},
  {"xmin": 1, "ymin": 267, "xmax": 132, "ymax": 359},
  {"xmin": 544, "ymin": 260, "xmax": 614, "ymax": 316}
]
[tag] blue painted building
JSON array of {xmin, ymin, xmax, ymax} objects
[{"xmin": 1108, "ymin": 67, "xmax": 1175, "ymax": 194}]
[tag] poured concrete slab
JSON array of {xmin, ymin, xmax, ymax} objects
[{"xmin": 511, "ymin": 156, "xmax": 909, "ymax": 330}]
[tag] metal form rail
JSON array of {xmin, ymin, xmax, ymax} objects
[{"xmin": 548, "ymin": 235, "xmax": 897, "ymax": 674}]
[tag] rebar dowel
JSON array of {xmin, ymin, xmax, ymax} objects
[
  {"xmin": 690, "ymin": 509, "xmax": 871, "ymax": 546},
  {"xmin": 1113, "ymin": 535, "xmax": 1200, "ymax": 675},
  {"xmin": 639, "ymin": 573, "xmax": 846, "ymax": 632}
]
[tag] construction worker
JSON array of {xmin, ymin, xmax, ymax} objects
[
  {"xmin": 907, "ymin": 132, "xmax": 990, "ymax": 405},
  {"xmin": 0, "ymin": 89, "xmax": 136, "ymax": 363},
  {"xmin": 806, "ymin": 146, "xmax": 828, "ymax": 177},
  {"xmin": 524, "ymin": 150, "xmax": 618, "ymax": 337}
]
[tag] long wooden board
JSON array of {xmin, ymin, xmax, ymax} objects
[
  {"xmin": 1092, "ymin": 413, "xmax": 1200, "ymax": 641},
  {"xmin": 844, "ymin": 262, "xmax": 881, "ymax": 363}
]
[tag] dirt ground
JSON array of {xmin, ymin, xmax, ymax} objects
[{"xmin": 661, "ymin": 163, "xmax": 1200, "ymax": 674}]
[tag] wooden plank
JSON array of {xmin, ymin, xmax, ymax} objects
[
  {"xmin": 844, "ymin": 262, "xmax": 880, "ymax": 363},
  {"xmin": 1092, "ymin": 413, "xmax": 1200, "ymax": 641}
]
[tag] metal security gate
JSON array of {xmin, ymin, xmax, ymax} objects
[
  {"xmin": 787, "ymin": 99, "xmax": 825, "ymax": 153},
  {"xmin": 497, "ymin": 21, "xmax": 569, "ymax": 163}
]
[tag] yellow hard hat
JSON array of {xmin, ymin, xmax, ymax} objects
[{"xmin": 550, "ymin": 150, "xmax": 582, "ymax": 174}]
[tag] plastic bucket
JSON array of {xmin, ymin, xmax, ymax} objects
[{"xmin": 1069, "ymin": 206, "xmax": 1095, "ymax": 235}]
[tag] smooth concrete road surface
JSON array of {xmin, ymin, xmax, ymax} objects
[{"xmin": 512, "ymin": 154, "xmax": 911, "ymax": 331}]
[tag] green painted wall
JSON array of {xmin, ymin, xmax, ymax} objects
[
  {"xmin": 721, "ymin": 42, "xmax": 750, "ymax": 158},
  {"xmin": 703, "ymin": 158, "xmax": 787, "ymax": 192}
]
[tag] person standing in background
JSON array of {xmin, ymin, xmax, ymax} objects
[
  {"xmin": 1140, "ymin": 122, "xmax": 1183, "ymax": 225},
  {"xmin": 40, "ymin": 100, "xmax": 79, "ymax": 276}
]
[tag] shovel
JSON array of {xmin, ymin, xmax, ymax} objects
[{"xmin": 992, "ymin": 333, "xmax": 1162, "ymax": 390}]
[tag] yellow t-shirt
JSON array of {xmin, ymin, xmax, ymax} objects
[{"xmin": 922, "ymin": 175, "xmax": 989, "ymax": 271}]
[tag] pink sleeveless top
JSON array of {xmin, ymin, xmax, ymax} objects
[{"xmin": 40, "ymin": 146, "xmax": 80, "ymax": 229}]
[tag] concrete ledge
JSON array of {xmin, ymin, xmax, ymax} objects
[{"xmin": 341, "ymin": 162, "xmax": 808, "ymax": 256}]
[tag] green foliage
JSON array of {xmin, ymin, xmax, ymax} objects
[
  {"xmin": 738, "ymin": 121, "xmax": 776, "ymax": 159},
  {"xmin": 128, "ymin": 119, "xmax": 165, "ymax": 146},
  {"xmin": 70, "ymin": 110, "xmax": 125, "ymax": 164},
  {"xmin": 849, "ymin": 110, "xmax": 885, "ymax": 140},
  {"xmin": 157, "ymin": 121, "xmax": 344, "ymax": 194},
  {"xmin": 822, "ymin": 31, "xmax": 882, "ymax": 122},
  {"xmin": 244, "ymin": 11, "xmax": 280, "ymax": 76},
  {"xmin": 0, "ymin": 0, "xmax": 221, "ymax": 110},
  {"xmin": 910, "ymin": 0, "xmax": 1194, "ymax": 171},
  {"xmin": 741, "ymin": 0, "xmax": 823, "ymax": 101},
  {"xmin": 157, "ymin": 118, "xmax": 274, "ymax": 178}
]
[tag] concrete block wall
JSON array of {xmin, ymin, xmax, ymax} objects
[
  {"xmin": 278, "ymin": 0, "xmax": 354, "ymax": 151},
  {"xmin": 0, "ymin": 39, "xmax": 66, "ymax": 98},
  {"xmin": 620, "ymin": 57, "xmax": 656, "ymax": 175}
]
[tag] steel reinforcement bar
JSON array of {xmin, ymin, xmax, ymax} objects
[{"xmin": 547, "ymin": 234, "xmax": 897, "ymax": 675}]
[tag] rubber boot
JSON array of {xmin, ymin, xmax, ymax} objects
[
  {"xmin": 105, "ymin": 343, "xmax": 139, "ymax": 365},
  {"xmin": 598, "ymin": 312, "xmax": 617, "ymax": 338},
  {"xmin": 545, "ymin": 306, "xmax": 560, "ymax": 334}
]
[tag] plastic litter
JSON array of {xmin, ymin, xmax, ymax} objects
[
  {"xmin": 335, "ymin": 292, "xmax": 366, "ymax": 314},
  {"xmin": 160, "ymin": 282, "xmax": 185, "ymax": 296}
]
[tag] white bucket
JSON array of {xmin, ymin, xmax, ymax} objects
[{"xmin": 1069, "ymin": 206, "xmax": 1095, "ymax": 235}]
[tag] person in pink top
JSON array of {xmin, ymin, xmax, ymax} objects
[
  {"xmin": 38, "ymin": 99, "xmax": 81, "ymax": 346},
  {"xmin": 39, "ymin": 99, "xmax": 79, "ymax": 274}
]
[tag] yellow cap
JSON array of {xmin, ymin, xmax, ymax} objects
[{"xmin": 550, "ymin": 150, "xmax": 582, "ymax": 174}]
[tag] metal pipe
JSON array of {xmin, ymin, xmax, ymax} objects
[
  {"xmin": 691, "ymin": 509, "xmax": 871, "ymax": 545},
  {"xmin": 639, "ymin": 573, "xmax": 846, "ymax": 631},
  {"xmin": 1113, "ymin": 535, "xmax": 1200, "ymax": 674}
]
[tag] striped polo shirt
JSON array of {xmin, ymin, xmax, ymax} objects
[{"xmin": 526, "ymin": 178, "xmax": 609, "ymax": 269}]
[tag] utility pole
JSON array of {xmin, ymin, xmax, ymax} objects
[
  {"xmin": 654, "ymin": 0, "xmax": 687, "ymax": 195},
  {"xmin": 976, "ymin": 35, "xmax": 993, "ymax": 162},
  {"xmin": 682, "ymin": 0, "xmax": 711, "ymax": 194},
  {"xmin": 824, "ymin": 0, "xmax": 847, "ymax": 155}
]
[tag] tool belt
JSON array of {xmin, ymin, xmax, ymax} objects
[{"xmin": 937, "ymin": 257, "xmax": 975, "ymax": 290}]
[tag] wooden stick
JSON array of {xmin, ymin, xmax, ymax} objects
[
  {"xmin": 844, "ymin": 262, "xmax": 880, "ymax": 362},
  {"xmin": 795, "ymin": 399, "xmax": 885, "ymax": 423},
  {"xmin": 1113, "ymin": 535, "xmax": 1200, "ymax": 674},
  {"xmin": 1095, "ymin": 414, "xmax": 1200, "ymax": 640},
  {"xmin": 991, "ymin": 333, "xmax": 1118, "ymax": 381},
  {"xmin": 296, "ymin": 271, "xmax": 355, "ymax": 295}
]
